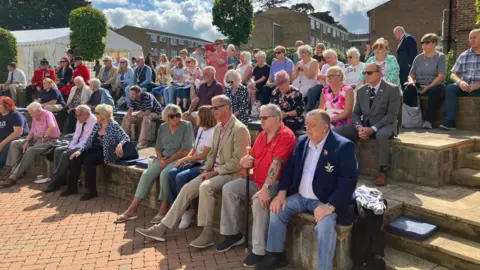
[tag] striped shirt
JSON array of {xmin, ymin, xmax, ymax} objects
[
  {"xmin": 452, "ymin": 48, "xmax": 480, "ymax": 84},
  {"xmin": 129, "ymin": 92, "xmax": 162, "ymax": 114}
]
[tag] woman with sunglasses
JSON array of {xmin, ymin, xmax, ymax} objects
[
  {"xmin": 55, "ymin": 57, "xmax": 73, "ymax": 89},
  {"xmin": 116, "ymin": 104, "xmax": 194, "ymax": 224},
  {"xmin": 360, "ymin": 38, "xmax": 400, "ymax": 87},
  {"xmin": 260, "ymin": 46, "xmax": 294, "ymax": 105},
  {"xmin": 181, "ymin": 57, "xmax": 203, "ymax": 110},
  {"xmin": 114, "ymin": 58, "xmax": 134, "ymax": 107},
  {"xmin": 403, "ymin": 33, "xmax": 445, "ymax": 129},
  {"xmin": 224, "ymin": 70, "xmax": 250, "ymax": 125},
  {"xmin": 206, "ymin": 38, "xmax": 228, "ymax": 84},
  {"xmin": 319, "ymin": 66, "xmax": 353, "ymax": 128},
  {"xmin": 166, "ymin": 105, "xmax": 216, "ymax": 229}
]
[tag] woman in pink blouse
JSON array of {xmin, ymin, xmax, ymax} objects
[
  {"xmin": 319, "ymin": 66, "xmax": 353, "ymax": 128},
  {"xmin": 206, "ymin": 38, "xmax": 228, "ymax": 84}
]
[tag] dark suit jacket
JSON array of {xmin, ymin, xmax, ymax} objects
[
  {"xmin": 56, "ymin": 67, "xmax": 73, "ymax": 85},
  {"xmin": 279, "ymin": 132, "xmax": 358, "ymax": 225},
  {"xmin": 396, "ymin": 34, "xmax": 417, "ymax": 72}
]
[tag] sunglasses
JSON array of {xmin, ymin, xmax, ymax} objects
[
  {"xmin": 260, "ymin": 115, "xmax": 274, "ymax": 120},
  {"xmin": 60, "ymin": 60, "xmax": 66, "ymax": 63},
  {"xmin": 212, "ymin": 104, "xmax": 227, "ymax": 110},
  {"xmin": 275, "ymin": 51, "xmax": 283, "ymax": 54},
  {"xmin": 168, "ymin": 113, "xmax": 181, "ymax": 119},
  {"xmin": 185, "ymin": 61, "xmax": 191, "ymax": 63},
  {"xmin": 215, "ymin": 43, "xmax": 222, "ymax": 46},
  {"xmin": 421, "ymin": 41, "xmax": 432, "ymax": 45},
  {"xmin": 363, "ymin": 71, "xmax": 378, "ymax": 76},
  {"xmin": 120, "ymin": 61, "xmax": 127, "ymax": 64},
  {"xmin": 226, "ymin": 81, "xmax": 234, "ymax": 84},
  {"xmin": 327, "ymin": 75, "xmax": 340, "ymax": 79}
]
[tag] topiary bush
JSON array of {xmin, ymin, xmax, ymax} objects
[
  {"xmin": 0, "ymin": 28, "xmax": 18, "ymax": 81},
  {"xmin": 69, "ymin": 7, "xmax": 108, "ymax": 61},
  {"xmin": 265, "ymin": 47, "xmax": 297, "ymax": 65},
  {"xmin": 445, "ymin": 50, "xmax": 457, "ymax": 85}
]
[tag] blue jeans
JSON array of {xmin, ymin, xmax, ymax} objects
[
  {"xmin": 151, "ymin": 85, "xmax": 167, "ymax": 98},
  {"xmin": 445, "ymin": 83, "xmax": 480, "ymax": 123},
  {"xmin": 167, "ymin": 164, "xmax": 202, "ymax": 205},
  {"xmin": 267, "ymin": 193, "xmax": 337, "ymax": 270},
  {"xmin": 164, "ymin": 85, "xmax": 181, "ymax": 105},
  {"xmin": 0, "ymin": 141, "xmax": 11, "ymax": 168}
]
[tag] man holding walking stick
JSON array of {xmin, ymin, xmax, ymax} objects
[{"xmin": 216, "ymin": 104, "xmax": 296, "ymax": 268}]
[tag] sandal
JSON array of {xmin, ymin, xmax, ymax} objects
[
  {"xmin": 150, "ymin": 213, "xmax": 165, "ymax": 224},
  {"xmin": 114, "ymin": 213, "xmax": 138, "ymax": 223}
]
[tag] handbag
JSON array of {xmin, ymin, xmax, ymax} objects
[
  {"xmin": 402, "ymin": 89, "xmax": 423, "ymax": 129},
  {"xmin": 112, "ymin": 141, "xmax": 139, "ymax": 163}
]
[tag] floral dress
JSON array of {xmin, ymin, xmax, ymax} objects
[
  {"xmin": 225, "ymin": 85, "xmax": 250, "ymax": 125},
  {"xmin": 322, "ymin": 84, "xmax": 353, "ymax": 128},
  {"xmin": 270, "ymin": 86, "xmax": 305, "ymax": 131}
]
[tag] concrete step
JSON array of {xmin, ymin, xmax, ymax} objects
[
  {"xmin": 463, "ymin": 152, "xmax": 480, "ymax": 170},
  {"xmin": 384, "ymin": 247, "xmax": 452, "ymax": 270},
  {"xmin": 386, "ymin": 232, "xmax": 480, "ymax": 270},
  {"xmin": 451, "ymin": 168, "xmax": 480, "ymax": 188}
]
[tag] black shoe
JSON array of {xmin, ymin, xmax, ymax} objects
[
  {"xmin": 43, "ymin": 185, "xmax": 59, "ymax": 193},
  {"xmin": 59, "ymin": 189, "xmax": 78, "ymax": 197},
  {"xmin": 243, "ymin": 253, "xmax": 264, "ymax": 268},
  {"xmin": 215, "ymin": 233, "xmax": 245, "ymax": 252},
  {"xmin": 255, "ymin": 252, "xmax": 288, "ymax": 270},
  {"xmin": 80, "ymin": 191, "xmax": 97, "ymax": 201}
]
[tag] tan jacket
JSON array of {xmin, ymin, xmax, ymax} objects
[
  {"xmin": 96, "ymin": 66, "xmax": 119, "ymax": 85},
  {"xmin": 201, "ymin": 115, "xmax": 251, "ymax": 175}
]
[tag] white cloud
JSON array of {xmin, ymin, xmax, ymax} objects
[{"xmin": 91, "ymin": 0, "xmax": 129, "ymax": 5}]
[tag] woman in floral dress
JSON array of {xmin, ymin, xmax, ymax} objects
[
  {"xmin": 224, "ymin": 70, "xmax": 250, "ymax": 125},
  {"xmin": 319, "ymin": 66, "xmax": 353, "ymax": 128}
]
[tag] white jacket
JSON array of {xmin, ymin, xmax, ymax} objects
[{"xmin": 67, "ymin": 85, "xmax": 92, "ymax": 106}]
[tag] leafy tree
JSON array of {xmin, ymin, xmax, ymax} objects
[
  {"xmin": 0, "ymin": 0, "xmax": 90, "ymax": 30},
  {"xmin": 290, "ymin": 3, "xmax": 315, "ymax": 14},
  {"xmin": 445, "ymin": 50, "xmax": 457, "ymax": 85},
  {"xmin": 477, "ymin": 0, "xmax": 480, "ymax": 23},
  {"xmin": 265, "ymin": 47, "xmax": 296, "ymax": 64},
  {"xmin": 258, "ymin": 0, "xmax": 288, "ymax": 10},
  {"xmin": 69, "ymin": 7, "xmax": 107, "ymax": 61},
  {"xmin": 212, "ymin": 0, "xmax": 254, "ymax": 45},
  {"xmin": 0, "ymin": 28, "xmax": 17, "ymax": 81}
]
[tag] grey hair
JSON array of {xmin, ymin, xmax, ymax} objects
[
  {"xmin": 393, "ymin": 26, "xmax": 405, "ymax": 33},
  {"xmin": 255, "ymin": 50, "xmax": 266, "ymax": 58},
  {"xmin": 89, "ymin": 78, "xmax": 101, "ymax": 90},
  {"xmin": 346, "ymin": 47, "xmax": 361, "ymax": 59},
  {"xmin": 297, "ymin": 44, "xmax": 313, "ymax": 56},
  {"xmin": 73, "ymin": 76, "xmax": 84, "ymax": 83},
  {"xmin": 27, "ymin": 102, "xmax": 42, "ymax": 112},
  {"xmin": 240, "ymin": 51, "xmax": 252, "ymax": 64},
  {"xmin": 76, "ymin": 104, "xmax": 91, "ymax": 114},
  {"xmin": 161, "ymin": 104, "xmax": 183, "ymax": 121},
  {"xmin": 471, "ymin": 29, "xmax": 480, "ymax": 34},
  {"xmin": 365, "ymin": 62, "xmax": 382, "ymax": 72},
  {"xmin": 227, "ymin": 44, "xmax": 236, "ymax": 51},
  {"xmin": 212, "ymin": 94, "xmax": 232, "ymax": 108},
  {"xmin": 323, "ymin": 49, "xmax": 338, "ymax": 59},
  {"xmin": 203, "ymin": 66, "xmax": 216, "ymax": 75},
  {"xmin": 307, "ymin": 109, "xmax": 331, "ymax": 129},
  {"xmin": 224, "ymin": 69, "xmax": 242, "ymax": 88},
  {"xmin": 260, "ymin": 104, "xmax": 282, "ymax": 121}
]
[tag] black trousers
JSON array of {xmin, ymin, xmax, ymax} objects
[
  {"xmin": 25, "ymin": 85, "xmax": 41, "ymax": 104},
  {"xmin": 403, "ymin": 83, "xmax": 444, "ymax": 122},
  {"xmin": 67, "ymin": 147, "xmax": 104, "ymax": 193},
  {"xmin": 260, "ymin": 85, "xmax": 274, "ymax": 105},
  {"xmin": 57, "ymin": 107, "xmax": 77, "ymax": 134}
]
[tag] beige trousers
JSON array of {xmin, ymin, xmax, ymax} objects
[
  {"xmin": 0, "ymin": 84, "xmax": 25, "ymax": 104},
  {"xmin": 43, "ymin": 104, "xmax": 64, "ymax": 113},
  {"xmin": 121, "ymin": 112, "xmax": 161, "ymax": 144}
]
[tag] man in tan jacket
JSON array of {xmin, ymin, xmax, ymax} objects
[
  {"xmin": 136, "ymin": 95, "xmax": 251, "ymax": 248},
  {"xmin": 96, "ymin": 56, "xmax": 118, "ymax": 91}
]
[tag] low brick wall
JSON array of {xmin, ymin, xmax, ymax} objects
[{"xmin": 420, "ymin": 96, "xmax": 480, "ymax": 131}]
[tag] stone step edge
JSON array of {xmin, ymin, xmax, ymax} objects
[
  {"xmin": 384, "ymin": 247, "xmax": 452, "ymax": 270},
  {"xmin": 464, "ymin": 152, "xmax": 480, "ymax": 161}
]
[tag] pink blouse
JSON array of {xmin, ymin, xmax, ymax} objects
[
  {"xmin": 322, "ymin": 84, "xmax": 353, "ymax": 127},
  {"xmin": 207, "ymin": 50, "xmax": 228, "ymax": 85}
]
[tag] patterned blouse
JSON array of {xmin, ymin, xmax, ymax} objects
[
  {"xmin": 322, "ymin": 84, "xmax": 353, "ymax": 128},
  {"xmin": 361, "ymin": 55, "xmax": 400, "ymax": 87},
  {"xmin": 225, "ymin": 85, "xmax": 250, "ymax": 125},
  {"xmin": 80, "ymin": 120, "xmax": 130, "ymax": 163},
  {"xmin": 270, "ymin": 86, "xmax": 305, "ymax": 129}
]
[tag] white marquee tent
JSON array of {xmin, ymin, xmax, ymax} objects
[{"xmin": 11, "ymin": 28, "xmax": 143, "ymax": 79}]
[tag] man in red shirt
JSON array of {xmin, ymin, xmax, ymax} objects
[
  {"xmin": 215, "ymin": 103, "xmax": 297, "ymax": 268},
  {"xmin": 60, "ymin": 56, "xmax": 90, "ymax": 101},
  {"xmin": 25, "ymin": 59, "xmax": 56, "ymax": 104}
]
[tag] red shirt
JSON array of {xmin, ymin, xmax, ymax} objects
[
  {"xmin": 60, "ymin": 64, "xmax": 90, "ymax": 95},
  {"xmin": 31, "ymin": 68, "xmax": 56, "ymax": 86},
  {"xmin": 250, "ymin": 124, "xmax": 297, "ymax": 189}
]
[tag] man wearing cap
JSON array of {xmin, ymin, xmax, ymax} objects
[
  {"xmin": 25, "ymin": 59, "xmax": 56, "ymax": 104},
  {"xmin": 96, "ymin": 56, "xmax": 118, "ymax": 91},
  {"xmin": 191, "ymin": 45, "xmax": 206, "ymax": 68},
  {"xmin": 60, "ymin": 56, "xmax": 90, "ymax": 101},
  {"xmin": 0, "ymin": 62, "xmax": 26, "ymax": 105}
]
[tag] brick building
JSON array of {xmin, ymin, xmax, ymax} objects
[
  {"xmin": 348, "ymin": 33, "xmax": 370, "ymax": 55},
  {"xmin": 239, "ymin": 8, "xmax": 350, "ymax": 53},
  {"xmin": 115, "ymin": 25, "xmax": 211, "ymax": 59},
  {"xmin": 367, "ymin": 0, "xmax": 477, "ymax": 55}
]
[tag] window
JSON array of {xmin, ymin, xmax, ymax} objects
[
  {"xmin": 152, "ymin": 48, "xmax": 158, "ymax": 56},
  {"xmin": 150, "ymin": 34, "xmax": 157, "ymax": 43},
  {"xmin": 310, "ymin": 19, "xmax": 315, "ymax": 29},
  {"xmin": 316, "ymin": 38, "xmax": 320, "ymax": 45},
  {"xmin": 170, "ymin": 38, "xmax": 178, "ymax": 45},
  {"xmin": 310, "ymin": 36, "xmax": 315, "ymax": 46},
  {"xmin": 178, "ymin": 39, "xmax": 184, "ymax": 45},
  {"xmin": 328, "ymin": 27, "xmax": 331, "ymax": 34},
  {"xmin": 159, "ymin": 48, "xmax": 166, "ymax": 55},
  {"xmin": 188, "ymin": 41, "xmax": 194, "ymax": 48},
  {"xmin": 316, "ymin": 21, "xmax": 320, "ymax": 29},
  {"xmin": 171, "ymin": 50, "xmax": 178, "ymax": 57},
  {"xmin": 323, "ymin": 25, "xmax": 327, "ymax": 34},
  {"xmin": 160, "ymin": 35, "xmax": 167, "ymax": 42}
]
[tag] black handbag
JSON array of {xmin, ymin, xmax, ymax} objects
[{"xmin": 112, "ymin": 141, "xmax": 139, "ymax": 163}]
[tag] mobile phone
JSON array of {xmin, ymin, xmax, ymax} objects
[{"xmin": 205, "ymin": 44, "xmax": 214, "ymax": 52}]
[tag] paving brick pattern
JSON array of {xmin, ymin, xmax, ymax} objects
[{"xmin": 0, "ymin": 179, "xmax": 292, "ymax": 270}]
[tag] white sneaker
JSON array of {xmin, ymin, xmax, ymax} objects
[
  {"xmin": 422, "ymin": 121, "xmax": 432, "ymax": 129},
  {"xmin": 179, "ymin": 209, "xmax": 194, "ymax": 229}
]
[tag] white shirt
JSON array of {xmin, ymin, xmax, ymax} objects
[
  {"xmin": 345, "ymin": 62, "xmax": 365, "ymax": 89},
  {"xmin": 6, "ymin": 68, "xmax": 26, "ymax": 85},
  {"xmin": 195, "ymin": 126, "xmax": 214, "ymax": 155},
  {"xmin": 69, "ymin": 114, "xmax": 97, "ymax": 150},
  {"xmin": 298, "ymin": 132, "xmax": 329, "ymax": 200}
]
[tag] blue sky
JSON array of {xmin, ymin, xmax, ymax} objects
[{"xmin": 91, "ymin": 0, "xmax": 389, "ymax": 41}]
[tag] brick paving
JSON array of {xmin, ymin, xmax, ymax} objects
[{"xmin": 0, "ymin": 179, "xmax": 289, "ymax": 270}]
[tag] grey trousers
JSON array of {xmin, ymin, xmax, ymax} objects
[
  {"xmin": 6, "ymin": 139, "xmax": 55, "ymax": 177},
  {"xmin": 220, "ymin": 178, "xmax": 279, "ymax": 256},
  {"xmin": 48, "ymin": 145, "xmax": 76, "ymax": 188},
  {"xmin": 334, "ymin": 123, "xmax": 394, "ymax": 168}
]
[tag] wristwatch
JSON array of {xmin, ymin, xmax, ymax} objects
[
  {"xmin": 326, "ymin": 203, "xmax": 335, "ymax": 212},
  {"xmin": 263, "ymin": 183, "xmax": 272, "ymax": 191}
]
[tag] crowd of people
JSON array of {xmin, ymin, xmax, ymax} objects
[{"xmin": 0, "ymin": 26, "xmax": 479, "ymax": 270}]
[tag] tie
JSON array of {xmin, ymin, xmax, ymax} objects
[
  {"xmin": 9, "ymin": 71, "xmax": 13, "ymax": 84},
  {"xmin": 369, "ymin": 87, "xmax": 376, "ymax": 108},
  {"xmin": 77, "ymin": 123, "xmax": 85, "ymax": 144}
]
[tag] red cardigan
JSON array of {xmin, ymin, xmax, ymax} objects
[
  {"xmin": 60, "ymin": 64, "xmax": 90, "ymax": 95},
  {"xmin": 31, "ymin": 68, "xmax": 56, "ymax": 86}
]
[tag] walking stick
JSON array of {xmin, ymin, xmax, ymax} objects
[{"xmin": 245, "ymin": 146, "xmax": 252, "ymax": 254}]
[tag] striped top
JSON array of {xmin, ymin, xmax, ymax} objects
[{"xmin": 129, "ymin": 92, "xmax": 162, "ymax": 114}]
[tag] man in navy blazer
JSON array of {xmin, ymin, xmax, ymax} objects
[
  {"xmin": 394, "ymin": 26, "xmax": 418, "ymax": 89},
  {"xmin": 255, "ymin": 110, "xmax": 358, "ymax": 270}
]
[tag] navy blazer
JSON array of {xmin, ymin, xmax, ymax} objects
[
  {"xmin": 279, "ymin": 131, "xmax": 358, "ymax": 225},
  {"xmin": 396, "ymin": 34, "xmax": 418, "ymax": 71}
]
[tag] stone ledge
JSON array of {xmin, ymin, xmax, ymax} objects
[{"xmin": 420, "ymin": 96, "xmax": 480, "ymax": 131}]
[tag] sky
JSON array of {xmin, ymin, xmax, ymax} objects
[{"xmin": 91, "ymin": 0, "xmax": 390, "ymax": 41}]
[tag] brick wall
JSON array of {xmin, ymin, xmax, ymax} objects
[{"xmin": 451, "ymin": 0, "xmax": 477, "ymax": 54}]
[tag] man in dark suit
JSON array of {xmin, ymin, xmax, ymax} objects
[
  {"xmin": 334, "ymin": 63, "xmax": 401, "ymax": 186},
  {"xmin": 255, "ymin": 110, "xmax": 358, "ymax": 270},
  {"xmin": 394, "ymin": 26, "xmax": 417, "ymax": 90}
]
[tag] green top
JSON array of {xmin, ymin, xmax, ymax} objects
[{"xmin": 155, "ymin": 120, "xmax": 194, "ymax": 158}]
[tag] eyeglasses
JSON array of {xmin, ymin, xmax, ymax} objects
[
  {"xmin": 260, "ymin": 115, "xmax": 274, "ymax": 120},
  {"xmin": 212, "ymin": 104, "xmax": 227, "ymax": 110},
  {"xmin": 226, "ymin": 81, "xmax": 234, "ymax": 84},
  {"xmin": 60, "ymin": 60, "xmax": 66, "ymax": 63},
  {"xmin": 185, "ymin": 61, "xmax": 191, "ymax": 63},
  {"xmin": 327, "ymin": 75, "xmax": 340, "ymax": 79},
  {"xmin": 275, "ymin": 51, "xmax": 283, "ymax": 54},
  {"xmin": 362, "ymin": 71, "xmax": 378, "ymax": 76},
  {"xmin": 168, "ymin": 113, "xmax": 181, "ymax": 119},
  {"xmin": 120, "ymin": 61, "xmax": 126, "ymax": 64},
  {"xmin": 421, "ymin": 41, "xmax": 432, "ymax": 45}
]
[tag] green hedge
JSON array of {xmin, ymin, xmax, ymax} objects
[
  {"xmin": 445, "ymin": 50, "xmax": 456, "ymax": 85},
  {"xmin": 69, "ymin": 7, "xmax": 108, "ymax": 61},
  {"xmin": 265, "ymin": 46, "xmax": 346, "ymax": 65},
  {"xmin": 0, "ymin": 28, "xmax": 18, "ymax": 82}
]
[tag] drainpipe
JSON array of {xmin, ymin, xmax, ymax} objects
[{"xmin": 447, "ymin": 0, "xmax": 453, "ymax": 52}]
